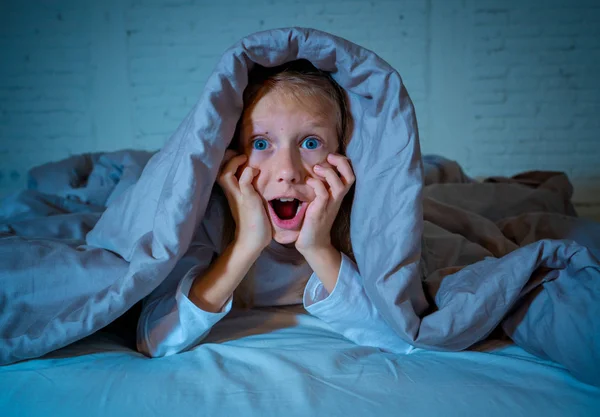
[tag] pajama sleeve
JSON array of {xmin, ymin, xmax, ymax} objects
[
  {"xmin": 303, "ymin": 253, "xmax": 416, "ymax": 354},
  {"xmin": 137, "ymin": 191, "xmax": 233, "ymax": 358},
  {"xmin": 136, "ymin": 258, "xmax": 234, "ymax": 358}
]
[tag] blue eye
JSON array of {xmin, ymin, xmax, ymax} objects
[
  {"xmin": 301, "ymin": 137, "xmax": 321, "ymax": 150},
  {"xmin": 252, "ymin": 139, "xmax": 268, "ymax": 150}
]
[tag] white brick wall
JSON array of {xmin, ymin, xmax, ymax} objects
[{"xmin": 1, "ymin": 0, "xmax": 599, "ymax": 207}]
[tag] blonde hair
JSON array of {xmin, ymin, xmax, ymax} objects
[{"xmin": 228, "ymin": 60, "xmax": 355, "ymax": 308}]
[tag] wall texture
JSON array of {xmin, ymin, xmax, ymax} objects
[{"xmin": 1, "ymin": 0, "xmax": 599, "ymax": 206}]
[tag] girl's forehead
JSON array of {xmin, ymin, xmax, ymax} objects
[{"xmin": 243, "ymin": 88, "xmax": 337, "ymax": 127}]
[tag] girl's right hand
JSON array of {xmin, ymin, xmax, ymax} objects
[{"xmin": 217, "ymin": 153, "xmax": 272, "ymax": 254}]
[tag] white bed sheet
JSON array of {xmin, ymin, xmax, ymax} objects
[{"xmin": 1, "ymin": 307, "xmax": 598, "ymax": 417}]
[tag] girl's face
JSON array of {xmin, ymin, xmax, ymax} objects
[{"xmin": 239, "ymin": 88, "xmax": 339, "ymax": 245}]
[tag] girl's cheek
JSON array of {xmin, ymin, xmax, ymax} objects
[
  {"xmin": 303, "ymin": 151, "xmax": 330, "ymax": 175},
  {"xmin": 247, "ymin": 150, "xmax": 268, "ymax": 167}
]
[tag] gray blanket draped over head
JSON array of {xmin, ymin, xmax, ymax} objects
[{"xmin": 1, "ymin": 28, "xmax": 599, "ymax": 385}]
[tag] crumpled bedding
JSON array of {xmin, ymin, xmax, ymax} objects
[
  {"xmin": 2, "ymin": 307, "xmax": 599, "ymax": 417},
  {"xmin": 0, "ymin": 28, "xmax": 598, "ymax": 386}
]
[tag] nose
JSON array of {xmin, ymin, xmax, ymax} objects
[{"xmin": 275, "ymin": 148, "xmax": 303, "ymax": 184}]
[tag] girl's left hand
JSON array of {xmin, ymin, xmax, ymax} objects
[{"xmin": 295, "ymin": 153, "xmax": 355, "ymax": 256}]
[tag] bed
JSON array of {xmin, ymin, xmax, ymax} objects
[
  {"xmin": 2, "ymin": 306, "xmax": 599, "ymax": 417},
  {"xmin": 1, "ymin": 150, "xmax": 598, "ymax": 416},
  {"xmin": 1, "ymin": 28, "xmax": 599, "ymax": 416}
]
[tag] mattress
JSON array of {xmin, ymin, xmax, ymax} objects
[{"xmin": 2, "ymin": 307, "xmax": 598, "ymax": 417}]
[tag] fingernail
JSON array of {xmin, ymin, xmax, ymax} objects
[{"xmin": 314, "ymin": 165, "xmax": 322, "ymax": 171}]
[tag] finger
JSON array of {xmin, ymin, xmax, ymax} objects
[
  {"xmin": 222, "ymin": 153, "xmax": 247, "ymax": 175},
  {"xmin": 218, "ymin": 154, "xmax": 247, "ymax": 191},
  {"xmin": 221, "ymin": 149, "xmax": 239, "ymax": 169},
  {"xmin": 326, "ymin": 153, "xmax": 355, "ymax": 187},
  {"xmin": 218, "ymin": 169, "xmax": 239, "ymax": 194},
  {"xmin": 314, "ymin": 165, "xmax": 345, "ymax": 200},
  {"xmin": 306, "ymin": 177, "xmax": 329, "ymax": 213},
  {"xmin": 238, "ymin": 166, "xmax": 259, "ymax": 196}
]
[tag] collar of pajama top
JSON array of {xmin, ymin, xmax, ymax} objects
[{"xmin": 245, "ymin": 240, "xmax": 313, "ymax": 307}]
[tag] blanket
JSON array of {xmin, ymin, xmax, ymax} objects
[{"xmin": 1, "ymin": 28, "xmax": 598, "ymax": 386}]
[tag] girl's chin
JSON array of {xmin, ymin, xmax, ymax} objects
[{"xmin": 272, "ymin": 229, "xmax": 299, "ymax": 246}]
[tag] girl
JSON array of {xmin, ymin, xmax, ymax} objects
[{"xmin": 137, "ymin": 60, "xmax": 414, "ymax": 358}]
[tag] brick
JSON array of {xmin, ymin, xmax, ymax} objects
[
  {"xmin": 473, "ymin": 117, "xmax": 507, "ymax": 131},
  {"xmin": 473, "ymin": 9, "xmax": 509, "ymax": 27}
]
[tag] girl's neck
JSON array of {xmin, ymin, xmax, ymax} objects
[
  {"xmin": 269, "ymin": 239, "xmax": 297, "ymax": 251},
  {"xmin": 266, "ymin": 239, "xmax": 305, "ymax": 263}
]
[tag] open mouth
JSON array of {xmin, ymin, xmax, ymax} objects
[
  {"xmin": 268, "ymin": 198, "xmax": 307, "ymax": 230},
  {"xmin": 270, "ymin": 198, "xmax": 301, "ymax": 220}
]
